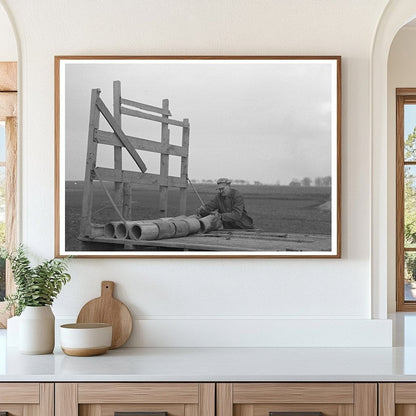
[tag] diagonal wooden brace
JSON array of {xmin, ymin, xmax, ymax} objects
[{"xmin": 96, "ymin": 96, "xmax": 147, "ymax": 172}]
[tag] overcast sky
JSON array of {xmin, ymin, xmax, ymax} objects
[{"xmin": 63, "ymin": 59, "xmax": 336, "ymax": 185}]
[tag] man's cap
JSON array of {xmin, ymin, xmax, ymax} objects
[{"xmin": 217, "ymin": 177, "xmax": 231, "ymax": 185}]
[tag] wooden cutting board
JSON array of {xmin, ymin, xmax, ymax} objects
[{"xmin": 76, "ymin": 281, "xmax": 133, "ymax": 349}]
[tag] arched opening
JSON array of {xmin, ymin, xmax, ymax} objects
[
  {"xmin": 371, "ymin": 1, "xmax": 416, "ymax": 321},
  {"xmin": 0, "ymin": 1, "xmax": 18, "ymax": 327},
  {"xmin": 388, "ymin": 19, "xmax": 416, "ymax": 313}
]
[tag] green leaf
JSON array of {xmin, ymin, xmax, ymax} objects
[{"xmin": 5, "ymin": 245, "xmax": 71, "ymax": 316}]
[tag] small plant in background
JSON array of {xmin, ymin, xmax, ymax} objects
[{"xmin": 3, "ymin": 245, "xmax": 71, "ymax": 316}]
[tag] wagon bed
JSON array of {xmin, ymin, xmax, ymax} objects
[{"xmin": 79, "ymin": 229, "xmax": 331, "ymax": 252}]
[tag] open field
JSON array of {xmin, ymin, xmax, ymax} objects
[{"xmin": 64, "ymin": 182, "xmax": 331, "ymax": 251}]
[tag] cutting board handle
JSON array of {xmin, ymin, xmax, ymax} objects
[{"xmin": 101, "ymin": 281, "xmax": 115, "ymax": 298}]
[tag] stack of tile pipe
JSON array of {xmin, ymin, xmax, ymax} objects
[{"xmin": 101, "ymin": 214, "xmax": 220, "ymax": 241}]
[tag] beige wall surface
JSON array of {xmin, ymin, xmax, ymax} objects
[{"xmin": 0, "ymin": 0, "xmax": 395, "ymax": 347}]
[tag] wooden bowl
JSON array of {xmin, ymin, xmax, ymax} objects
[{"xmin": 60, "ymin": 323, "xmax": 112, "ymax": 356}]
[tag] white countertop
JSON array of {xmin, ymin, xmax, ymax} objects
[
  {"xmin": 3, "ymin": 345, "xmax": 416, "ymax": 382},
  {"xmin": 3, "ymin": 313, "xmax": 416, "ymax": 382}
]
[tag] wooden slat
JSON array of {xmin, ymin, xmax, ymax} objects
[
  {"xmin": 0, "ymin": 92, "xmax": 16, "ymax": 120},
  {"xmin": 379, "ymin": 383, "xmax": 395, "ymax": 416},
  {"xmin": 0, "ymin": 383, "xmax": 39, "ymax": 403},
  {"xmin": 78, "ymin": 383, "xmax": 199, "ymax": 404},
  {"xmin": 39, "ymin": 383, "xmax": 54, "ymax": 416},
  {"xmin": 232, "ymin": 383, "xmax": 354, "ymax": 404},
  {"xmin": 77, "ymin": 235, "xmax": 257, "ymax": 251},
  {"xmin": 0, "ymin": 62, "xmax": 17, "ymax": 91},
  {"xmin": 121, "ymin": 107, "xmax": 186, "ymax": 127},
  {"xmin": 354, "ymin": 383, "xmax": 377, "ymax": 416},
  {"xmin": 55, "ymin": 383, "xmax": 78, "ymax": 416},
  {"xmin": 180, "ymin": 118, "xmax": 190, "ymax": 214},
  {"xmin": 199, "ymin": 384, "xmax": 215, "ymax": 416},
  {"xmin": 123, "ymin": 182, "xmax": 132, "ymax": 219},
  {"xmin": 159, "ymin": 99, "xmax": 170, "ymax": 216},
  {"xmin": 121, "ymin": 97, "xmax": 172, "ymax": 116},
  {"xmin": 95, "ymin": 130, "xmax": 187, "ymax": 157},
  {"xmin": 395, "ymin": 383, "xmax": 416, "ymax": 403},
  {"xmin": 216, "ymin": 384, "xmax": 232, "ymax": 416},
  {"xmin": 113, "ymin": 80, "xmax": 123, "ymax": 211},
  {"xmin": 94, "ymin": 167, "xmax": 187, "ymax": 188},
  {"xmin": 80, "ymin": 89, "xmax": 100, "ymax": 237},
  {"xmin": 80, "ymin": 229, "xmax": 329, "ymax": 252},
  {"xmin": 96, "ymin": 96, "xmax": 147, "ymax": 172}
]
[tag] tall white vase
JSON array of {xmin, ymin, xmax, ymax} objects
[{"xmin": 19, "ymin": 306, "xmax": 55, "ymax": 354}]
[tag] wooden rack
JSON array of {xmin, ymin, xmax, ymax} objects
[{"xmin": 79, "ymin": 81, "xmax": 190, "ymax": 242}]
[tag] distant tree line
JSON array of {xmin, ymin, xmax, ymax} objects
[
  {"xmin": 191, "ymin": 179, "xmax": 251, "ymax": 185},
  {"xmin": 289, "ymin": 176, "xmax": 331, "ymax": 187},
  {"xmin": 191, "ymin": 176, "xmax": 331, "ymax": 187}
]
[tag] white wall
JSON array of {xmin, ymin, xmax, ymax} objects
[
  {"xmin": 0, "ymin": 0, "xmax": 393, "ymax": 347},
  {"xmin": 387, "ymin": 26, "xmax": 416, "ymax": 312},
  {"xmin": 0, "ymin": 3, "xmax": 16, "ymax": 61}
]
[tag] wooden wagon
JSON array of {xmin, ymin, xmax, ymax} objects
[{"xmin": 78, "ymin": 81, "xmax": 331, "ymax": 253}]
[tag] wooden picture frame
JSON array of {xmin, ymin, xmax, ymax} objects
[{"xmin": 55, "ymin": 56, "xmax": 341, "ymax": 258}]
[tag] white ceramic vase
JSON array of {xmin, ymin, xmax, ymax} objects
[{"xmin": 19, "ymin": 305, "xmax": 55, "ymax": 354}]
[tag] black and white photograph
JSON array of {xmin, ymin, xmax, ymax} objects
[{"xmin": 55, "ymin": 56, "xmax": 341, "ymax": 257}]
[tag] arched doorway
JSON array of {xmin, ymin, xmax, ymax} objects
[
  {"xmin": 388, "ymin": 21, "xmax": 416, "ymax": 312},
  {"xmin": 371, "ymin": 1, "xmax": 416, "ymax": 318}
]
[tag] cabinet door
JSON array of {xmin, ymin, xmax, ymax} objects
[
  {"xmin": 0, "ymin": 383, "xmax": 53, "ymax": 415},
  {"xmin": 379, "ymin": 383, "xmax": 416, "ymax": 416},
  {"xmin": 55, "ymin": 383, "xmax": 215, "ymax": 416},
  {"xmin": 217, "ymin": 383, "xmax": 377, "ymax": 416}
]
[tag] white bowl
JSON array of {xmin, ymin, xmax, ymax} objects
[{"xmin": 60, "ymin": 323, "xmax": 112, "ymax": 356}]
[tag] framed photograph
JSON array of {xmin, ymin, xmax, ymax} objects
[{"xmin": 55, "ymin": 56, "xmax": 341, "ymax": 258}]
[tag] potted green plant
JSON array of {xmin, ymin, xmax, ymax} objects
[{"xmin": 4, "ymin": 246, "xmax": 71, "ymax": 354}]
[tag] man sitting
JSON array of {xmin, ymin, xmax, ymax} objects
[{"xmin": 197, "ymin": 178, "xmax": 254, "ymax": 229}]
